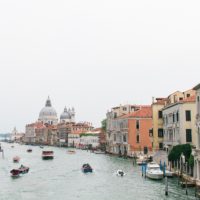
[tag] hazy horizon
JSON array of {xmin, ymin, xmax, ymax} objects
[{"xmin": 0, "ymin": 0, "xmax": 200, "ymax": 132}]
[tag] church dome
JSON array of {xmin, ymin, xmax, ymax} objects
[
  {"xmin": 60, "ymin": 107, "xmax": 71, "ymax": 120},
  {"xmin": 38, "ymin": 97, "xmax": 58, "ymax": 125}
]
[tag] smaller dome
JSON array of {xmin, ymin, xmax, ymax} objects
[{"xmin": 60, "ymin": 107, "xmax": 71, "ymax": 120}]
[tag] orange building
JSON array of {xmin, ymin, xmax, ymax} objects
[{"xmin": 121, "ymin": 106, "xmax": 153, "ymax": 154}]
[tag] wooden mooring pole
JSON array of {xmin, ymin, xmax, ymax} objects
[{"xmin": 165, "ymin": 176, "xmax": 168, "ymax": 196}]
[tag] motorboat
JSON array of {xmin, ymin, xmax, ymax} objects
[
  {"xmin": 40, "ymin": 146, "xmax": 44, "ymax": 149},
  {"xmin": 18, "ymin": 165, "xmax": 29, "ymax": 174},
  {"xmin": 82, "ymin": 163, "xmax": 93, "ymax": 173},
  {"xmin": 27, "ymin": 149, "xmax": 32, "ymax": 152},
  {"xmin": 146, "ymin": 162, "xmax": 163, "ymax": 180},
  {"xmin": 10, "ymin": 165, "xmax": 29, "ymax": 177},
  {"xmin": 136, "ymin": 155, "xmax": 147, "ymax": 165},
  {"xmin": 94, "ymin": 150, "xmax": 105, "ymax": 154},
  {"xmin": 13, "ymin": 156, "xmax": 20, "ymax": 163},
  {"xmin": 67, "ymin": 150, "xmax": 76, "ymax": 154},
  {"xmin": 42, "ymin": 150, "xmax": 54, "ymax": 160},
  {"xmin": 10, "ymin": 169, "xmax": 21, "ymax": 177},
  {"xmin": 116, "ymin": 170, "xmax": 126, "ymax": 177}
]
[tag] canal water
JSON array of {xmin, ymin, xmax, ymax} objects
[{"xmin": 0, "ymin": 142, "xmax": 197, "ymax": 200}]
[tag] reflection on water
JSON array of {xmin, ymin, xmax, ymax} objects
[{"xmin": 0, "ymin": 142, "xmax": 196, "ymax": 200}]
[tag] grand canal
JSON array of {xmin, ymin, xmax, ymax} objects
[{"xmin": 0, "ymin": 142, "xmax": 197, "ymax": 200}]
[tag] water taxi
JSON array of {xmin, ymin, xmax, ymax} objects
[{"xmin": 42, "ymin": 150, "xmax": 54, "ymax": 160}]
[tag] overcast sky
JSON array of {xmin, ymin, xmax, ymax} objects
[{"xmin": 0, "ymin": 0, "xmax": 200, "ymax": 132}]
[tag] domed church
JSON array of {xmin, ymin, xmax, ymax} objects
[
  {"xmin": 60, "ymin": 107, "xmax": 75, "ymax": 123},
  {"xmin": 38, "ymin": 97, "xmax": 58, "ymax": 125}
]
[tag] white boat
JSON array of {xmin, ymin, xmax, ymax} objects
[
  {"xmin": 136, "ymin": 155, "xmax": 147, "ymax": 165},
  {"xmin": 94, "ymin": 150, "xmax": 105, "ymax": 154},
  {"xmin": 146, "ymin": 162, "xmax": 163, "ymax": 180},
  {"xmin": 116, "ymin": 169, "xmax": 126, "ymax": 177}
]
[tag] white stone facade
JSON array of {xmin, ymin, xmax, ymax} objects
[
  {"xmin": 193, "ymin": 84, "xmax": 200, "ymax": 182},
  {"xmin": 163, "ymin": 102, "xmax": 196, "ymax": 149}
]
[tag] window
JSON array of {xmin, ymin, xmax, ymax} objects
[
  {"xmin": 136, "ymin": 120, "xmax": 140, "ymax": 129},
  {"xmin": 185, "ymin": 110, "xmax": 191, "ymax": 121},
  {"xmin": 114, "ymin": 134, "xmax": 116, "ymax": 141},
  {"xmin": 198, "ymin": 96, "xmax": 200, "ymax": 102},
  {"xmin": 149, "ymin": 128, "xmax": 153, "ymax": 137},
  {"xmin": 123, "ymin": 135, "xmax": 126, "ymax": 142},
  {"xmin": 179, "ymin": 97, "xmax": 183, "ymax": 101},
  {"xmin": 136, "ymin": 135, "xmax": 139, "ymax": 143},
  {"xmin": 123, "ymin": 107, "xmax": 127, "ymax": 111},
  {"xmin": 186, "ymin": 129, "xmax": 192, "ymax": 142},
  {"xmin": 187, "ymin": 94, "xmax": 190, "ymax": 98},
  {"xmin": 173, "ymin": 114, "xmax": 175, "ymax": 122},
  {"xmin": 158, "ymin": 129, "xmax": 164, "ymax": 138},
  {"xmin": 158, "ymin": 111, "xmax": 162, "ymax": 119},
  {"xmin": 176, "ymin": 112, "xmax": 179, "ymax": 122},
  {"xmin": 114, "ymin": 113, "xmax": 117, "ymax": 118},
  {"xmin": 159, "ymin": 143, "xmax": 163, "ymax": 149}
]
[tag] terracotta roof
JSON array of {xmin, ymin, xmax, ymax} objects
[
  {"xmin": 180, "ymin": 95, "xmax": 196, "ymax": 103},
  {"xmin": 120, "ymin": 106, "xmax": 152, "ymax": 118},
  {"xmin": 152, "ymin": 98, "xmax": 167, "ymax": 105}
]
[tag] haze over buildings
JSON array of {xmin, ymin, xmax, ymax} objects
[{"xmin": 0, "ymin": 0, "xmax": 200, "ymax": 132}]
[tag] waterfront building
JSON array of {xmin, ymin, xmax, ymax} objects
[
  {"xmin": 57, "ymin": 122, "xmax": 71, "ymax": 147},
  {"xmin": 68, "ymin": 132, "xmax": 80, "ymax": 148},
  {"xmin": 106, "ymin": 104, "xmax": 140, "ymax": 155},
  {"xmin": 79, "ymin": 130, "xmax": 100, "ymax": 149},
  {"xmin": 25, "ymin": 122, "xmax": 43, "ymax": 144},
  {"xmin": 163, "ymin": 89, "xmax": 196, "ymax": 150},
  {"xmin": 64, "ymin": 122, "xmax": 94, "ymax": 147},
  {"xmin": 151, "ymin": 98, "xmax": 167, "ymax": 151},
  {"xmin": 192, "ymin": 84, "xmax": 200, "ymax": 183},
  {"xmin": 38, "ymin": 97, "xmax": 58, "ymax": 125},
  {"xmin": 34, "ymin": 123, "xmax": 58, "ymax": 146},
  {"xmin": 10, "ymin": 127, "xmax": 25, "ymax": 143},
  {"xmin": 123, "ymin": 106, "xmax": 153, "ymax": 155},
  {"xmin": 106, "ymin": 105, "xmax": 152, "ymax": 156},
  {"xmin": 25, "ymin": 97, "xmax": 93, "ymax": 146},
  {"xmin": 96, "ymin": 128, "xmax": 106, "ymax": 151}
]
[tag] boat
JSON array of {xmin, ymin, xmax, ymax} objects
[
  {"xmin": 67, "ymin": 150, "xmax": 76, "ymax": 154},
  {"xmin": 42, "ymin": 150, "xmax": 54, "ymax": 160},
  {"xmin": 82, "ymin": 163, "xmax": 93, "ymax": 173},
  {"xmin": 27, "ymin": 149, "xmax": 32, "ymax": 152},
  {"xmin": 94, "ymin": 150, "xmax": 105, "ymax": 154},
  {"xmin": 116, "ymin": 169, "xmax": 126, "ymax": 177},
  {"xmin": 10, "ymin": 169, "xmax": 21, "ymax": 177},
  {"xmin": 10, "ymin": 165, "xmax": 29, "ymax": 177},
  {"xmin": 18, "ymin": 165, "xmax": 29, "ymax": 174},
  {"xmin": 13, "ymin": 156, "xmax": 20, "ymax": 163},
  {"xmin": 40, "ymin": 146, "xmax": 44, "ymax": 149},
  {"xmin": 146, "ymin": 162, "xmax": 164, "ymax": 180},
  {"xmin": 136, "ymin": 155, "xmax": 147, "ymax": 165}
]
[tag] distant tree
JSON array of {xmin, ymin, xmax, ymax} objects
[{"xmin": 101, "ymin": 119, "xmax": 107, "ymax": 132}]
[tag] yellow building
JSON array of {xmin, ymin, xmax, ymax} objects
[{"xmin": 151, "ymin": 98, "xmax": 167, "ymax": 151}]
